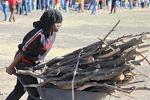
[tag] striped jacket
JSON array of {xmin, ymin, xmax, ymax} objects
[{"xmin": 18, "ymin": 28, "xmax": 56, "ymax": 64}]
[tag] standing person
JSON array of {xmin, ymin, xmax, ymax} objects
[
  {"xmin": 49, "ymin": 0, "xmax": 55, "ymax": 9},
  {"xmin": 8, "ymin": 0, "xmax": 17, "ymax": 22},
  {"xmin": 5, "ymin": 9, "xmax": 63, "ymax": 100},
  {"xmin": 28, "ymin": 0, "xmax": 32, "ymax": 12},
  {"xmin": 76, "ymin": 0, "xmax": 83, "ymax": 13},
  {"xmin": 64, "ymin": 0, "xmax": 69, "ymax": 12},
  {"xmin": 128, "ymin": 0, "xmax": 133, "ymax": 9},
  {"xmin": 99, "ymin": 0, "xmax": 103, "ymax": 9},
  {"xmin": 71, "ymin": 0, "xmax": 76, "ymax": 9},
  {"xmin": 124, "ymin": 0, "xmax": 129, "ymax": 8},
  {"xmin": 1, "ymin": 0, "xmax": 9, "ymax": 21},
  {"xmin": 55, "ymin": 0, "xmax": 61, "ymax": 10},
  {"xmin": 32, "ymin": 0, "xmax": 37, "ymax": 11},
  {"xmin": 41, "ymin": 0, "xmax": 45, "ymax": 10},
  {"xmin": 61, "ymin": 0, "xmax": 65, "ymax": 9},
  {"xmin": 88, "ymin": 0, "xmax": 98, "ymax": 14},
  {"xmin": 37, "ymin": 0, "xmax": 42, "ymax": 10},
  {"xmin": 141, "ymin": 0, "xmax": 145, "ymax": 8},
  {"xmin": 110, "ymin": 0, "xmax": 116, "ymax": 14},
  {"xmin": 22, "ymin": 0, "xmax": 28, "ymax": 15},
  {"xmin": 16, "ymin": 0, "xmax": 22, "ymax": 15},
  {"xmin": 45, "ymin": 0, "xmax": 50, "ymax": 10}
]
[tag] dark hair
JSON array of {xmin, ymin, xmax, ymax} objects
[{"xmin": 33, "ymin": 9, "xmax": 63, "ymax": 33}]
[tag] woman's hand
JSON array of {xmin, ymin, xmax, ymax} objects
[
  {"xmin": 6, "ymin": 52, "xmax": 24, "ymax": 75},
  {"xmin": 6, "ymin": 66, "xmax": 16, "ymax": 75}
]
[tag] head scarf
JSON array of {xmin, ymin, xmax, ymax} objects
[{"xmin": 33, "ymin": 9, "xmax": 63, "ymax": 33}]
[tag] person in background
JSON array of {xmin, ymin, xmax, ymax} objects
[
  {"xmin": 41, "ymin": 0, "xmax": 45, "ymax": 10},
  {"xmin": 64, "ymin": 0, "xmax": 69, "ymax": 12},
  {"xmin": 88, "ymin": 0, "xmax": 98, "ymax": 14},
  {"xmin": 99, "ymin": 0, "xmax": 103, "ymax": 9},
  {"xmin": 16, "ymin": 0, "xmax": 22, "ymax": 15},
  {"xmin": 32, "ymin": 0, "xmax": 37, "ymax": 11},
  {"xmin": 128, "ymin": 0, "xmax": 133, "ymax": 9},
  {"xmin": 8, "ymin": 0, "xmax": 17, "ymax": 22},
  {"xmin": 37, "ymin": 0, "xmax": 42, "ymax": 10},
  {"xmin": 49, "ymin": 0, "xmax": 55, "ymax": 9},
  {"xmin": 110, "ymin": 0, "xmax": 116, "ymax": 14},
  {"xmin": 141, "ymin": 0, "xmax": 145, "ymax": 8},
  {"xmin": 55, "ymin": 0, "xmax": 61, "ymax": 10},
  {"xmin": 61, "ymin": 0, "xmax": 65, "ymax": 9},
  {"xmin": 45, "ymin": 0, "xmax": 50, "ymax": 10},
  {"xmin": 76, "ymin": 0, "xmax": 84, "ymax": 13},
  {"xmin": 1, "ymin": 0, "xmax": 9, "ymax": 21},
  {"xmin": 28, "ymin": 0, "xmax": 32, "ymax": 13},
  {"xmin": 5, "ymin": 9, "xmax": 63, "ymax": 100},
  {"xmin": 124, "ymin": 0, "xmax": 129, "ymax": 9},
  {"xmin": 22, "ymin": 0, "xmax": 28, "ymax": 15}
]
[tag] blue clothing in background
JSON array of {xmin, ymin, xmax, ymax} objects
[{"xmin": 1, "ymin": 2, "xmax": 8, "ymax": 21}]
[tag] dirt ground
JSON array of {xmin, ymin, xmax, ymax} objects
[{"xmin": 0, "ymin": 8, "xmax": 150, "ymax": 100}]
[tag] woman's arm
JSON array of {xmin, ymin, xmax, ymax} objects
[{"xmin": 6, "ymin": 52, "xmax": 24, "ymax": 75}]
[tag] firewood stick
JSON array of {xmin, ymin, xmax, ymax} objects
[
  {"xmin": 92, "ymin": 64, "xmax": 129, "ymax": 81},
  {"xmin": 92, "ymin": 82, "xmax": 131, "ymax": 94},
  {"xmin": 16, "ymin": 70, "xmax": 44, "ymax": 79},
  {"xmin": 134, "ymin": 69, "xmax": 150, "ymax": 79},
  {"xmin": 138, "ymin": 44, "xmax": 150, "ymax": 49},
  {"xmin": 103, "ymin": 20, "xmax": 120, "ymax": 41},
  {"xmin": 118, "ymin": 37, "xmax": 144, "ymax": 51},
  {"xmin": 97, "ymin": 48, "xmax": 120, "ymax": 59},
  {"xmin": 139, "ymin": 49, "xmax": 149, "ymax": 54},
  {"xmin": 136, "ymin": 51, "xmax": 150, "ymax": 66},
  {"xmin": 98, "ymin": 37, "xmax": 115, "ymax": 51},
  {"xmin": 122, "ymin": 86, "xmax": 150, "ymax": 91},
  {"xmin": 40, "ymin": 74, "xmax": 95, "ymax": 89}
]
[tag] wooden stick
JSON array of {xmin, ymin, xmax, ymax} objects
[
  {"xmin": 98, "ymin": 37, "xmax": 115, "ymax": 51},
  {"xmin": 103, "ymin": 20, "xmax": 120, "ymax": 41},
  {"xmin": 16, "ymin": 70, "xmax": 44, "ymax": 79},
  {"xmin": 136, "ymin": 51, "xmax": 150, "ymax": 66},
  {"xmin": 92, "ymin": 82, "xmax": 131, "ymax": 94}
]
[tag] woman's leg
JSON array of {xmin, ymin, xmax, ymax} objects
[
  {"xmin": 5, "ymin": 79, "xmax": 26, "ymax": 100},
  {"xmin": 17, "ymin": 74, "xmax": 40, "ymax": 100}
]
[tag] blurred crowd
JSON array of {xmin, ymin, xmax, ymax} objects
[{"xmin": 0, "ymin": 0, "xmax": 150, "ymax": 22}]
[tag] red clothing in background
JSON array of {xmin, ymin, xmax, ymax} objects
[
  {"xmin": 55, "ymin": 0, "xmax": 60, "ymax": 4},
  {"xmin": 8, "ymin": 0, "xmax": 17, "ymax": 6}
]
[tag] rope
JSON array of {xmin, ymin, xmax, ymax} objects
[{"xmin": 71, "ymin": 49, "xmax": 83, "ymax": 100}]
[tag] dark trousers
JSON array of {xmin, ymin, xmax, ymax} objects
[
  {"xmin": 9, "ymin": 5, "xmax": 15, "ymax": 22},
  {"xmin": 110, "ymin": 3, "xmax": 116, "ymax": 14},
  {"xmin": 5, "ymin": 62, "xmax": 40, "ymax": 100},
  {"xmin": 16, "ymin": 3, "xmax": 22, "ymax": 15},
  {"xmin": 99, "ymin": 1, "xmax": 103, "ymax": 9}
]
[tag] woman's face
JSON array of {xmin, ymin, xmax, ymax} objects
[{"xmin": 50, "ymin": 22, "xmax": 62, "ymax": 32}]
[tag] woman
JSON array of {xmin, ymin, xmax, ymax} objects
[{"xmin": 5, "ymin": 9, "xmax": 63, "ymax": 100}]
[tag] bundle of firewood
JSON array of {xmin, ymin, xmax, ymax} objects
[{"xmin": 17, "ymin": 21, "xmax": 150, "ymax": 94}]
